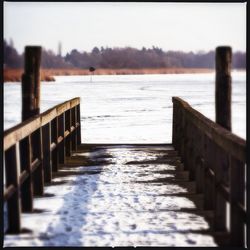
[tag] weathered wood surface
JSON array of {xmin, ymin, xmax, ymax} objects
[
  {"xmin": 215, "ymin": 46, "xmax": 232, "ymax": 131},
  {"xmin": 4, "ymin": 92, "xmax": 246, "ymax": 246},
  {"xmin": 4, "ymin": 97, "xmax": 80, "ymax": 151},
  {"xmin": 4, "ymin": 97, "xmax": 81, "ymax": 234},
  {"xmin": 4, "ymin": 144, "xmax": 225, "ymax": 246},
  {"xmin": 22, "ymin": 46, "xmax": 42, "ymax": 121},
  {"xmin": 172, "ymin": 97, "xmax": 245, "ymax": 162},
  {"xmin": 172, "ymin": 97, "xmax": 246, "ymax": 247}
]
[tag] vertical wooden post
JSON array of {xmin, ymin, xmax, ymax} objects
[
  {"xmin": 214, "ymin": 146, "xmax": 229, "ymax": 232},
  {"xmin": 76, "ymin": 104, "xmax": 81, "ymax": 146},
  {"xmin": 51, "ymin": 118, "xmax": 58, "ymax": 172},
  {"xmin": 172, "ymin": 98, "xmax": 177, "ymax": 148},
  {"xmin": 42, "ymin": 123, "xmax": 52, "ymax": 182},
  {"xmin": 196, "ymin": 157, "xmax": 204, "ymax": 194},
  {"xmin": 71, "ymin": 107, "xmax": 77, "ymax": 152},
  {"xmin": 20, "ymin": 136, "xmax": 33, "ymax": 212},
  {"xmin": 21, "ymin": 46, "xmax": 43, "ymax": 196},
  {"xmin": 58, "ymin": 113, "xmax": 65, "ymax": 164},
  {"xmin": 65, "ymin": 110, "xmax": 71, "ymax": 157},
  {"xmin": 5, "ymin": 145, "xmax": 21, "ymax": 233},
  {"xmin": 180, "ymin": 108, "xmax": 186, "ymax": 163},
  {"xmin": 32, "ymin": 128, "xmax": 44, "ymax": 196},
  {"xmin": 230, "ymin": 156, "xmax": 245, "ymax": 246},
  {"xmin": 22, "ymin": 46, "xmax": 42, "ymax": 121},
  {"xmin": 215, "ymin": 46, "xmax": 232, "ymax": 131}
]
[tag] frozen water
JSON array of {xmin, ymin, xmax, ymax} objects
[{"xmin": 4, "ymin": 71, "xmax": 246, "ymax": 142}]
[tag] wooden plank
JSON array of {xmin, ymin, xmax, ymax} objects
[
  {"xmin": 4, "ymin": 185, "xmax": 16, "ymax": 201},
  {"xmin": 65, "ymin": 110, "xmax": 71, "ymax": 157},
  {"xmin": 30, "ymin": 158, "xmax": 41, "ymax": 172},
  {"xmin": 58, "ymin": 114, "xmax": 65, "ymax": 164},
  {"xmin": 71, "ymin": 107, "xmax": 77, "ymax": 152},
  {"xmin": 64, "ymin": 130, "xmax": 70, "ymax": 137},
  {"xmin": 217, "ymin": 183, "xmax": 230, "ymax": 201},
  {"xmin": 31, "ymin": 128, "xmax": 44, "ymax": 196},
  {"xmin": 4, "ymin": 116, "xmax": 41, "ymax": 151},
  {"xmin": 204, "ymin": 166, "xmax": 215, "ymax": 211},
  {"xmin": 56, "ymin": 101, "xmax": 71, "ymax": 116},
  {"xmin": 19, "ymin": 136, "xmax": 33, "ymax": 212},
  {"xmin": 41, "ymin": 108, "xmax": 57, "ymax": 126},
  {"xmin": 51, "ymin": 118, "xmax": 58, "ymax": 172},
  {"xmin": 19, "ymin": 170, "xmax": 29, "ymax": 184},
  {"xmin": 172, "ymin": 97, "xmax": 245, "ymax": 162},
  {"xmin": 42, "ymin": 123, "xmax": 52, "ymax": 183},
  {"xmin": 70, "ymin": 97, "xmax": 80, "ymax": 108},
  {"xmin": 4, "ymin": 98, "xmax": 81, "ymax": 151},
  {"xmin": 229, "ymin": 156, "xmax": 245, "ymax": 246},
  {"xmin": 5, "ymin": 145, "xmax": 21, "ymax": 233},
  {"xmin": 195, "ymin": 157, "xmax": 205, "ymax": 194},
  {"xmin": 215, "ymin": 46, "xmax": 232, "ymax": 131},
  {"xmin": 22, "ymin": 46, "xmax": 42, "ymax": 121},
  {"xmin": 76, "ymin": 104, "xmax": 81, "ymax": 146}
]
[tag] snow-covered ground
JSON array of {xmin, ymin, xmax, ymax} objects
[
  {"xmin": 4, "ymin": 145, "xmax": 217, "ymax": 246},
  {"xmin": 4, "ymin": 71, "xmax": 246, "ymax": 142}
]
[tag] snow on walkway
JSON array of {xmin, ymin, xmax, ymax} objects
[{"xmin": 4, "ymin": 145, "xmax": 217, "ymax": 246}]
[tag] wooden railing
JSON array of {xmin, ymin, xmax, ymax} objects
[
  {"xmin": 4, "ymin": 97, "xmax": 81, "ymax": 234},
  {"xmin": 172, "ymin": 97, "xmax": 246, "ymax": 246}
]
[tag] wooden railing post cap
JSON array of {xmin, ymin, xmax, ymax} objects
[
  {"xmin": 216, "ymin": 46, "xmax": 232, "ymax": 61},
  {"xmin": 25, "ymin": 46, "xmax": 42, "ymax": 51},
  {"xmin": 216, "ymin": 46, "xmax": 232, "ymax": 51},
  {"xmin": 24, "ymin": 46, "xmax": 42, "ymax": 59}
]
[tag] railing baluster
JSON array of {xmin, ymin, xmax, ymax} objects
[
  {"xmin": 20, "ymin": 136, "xmax": 33, "ymax": 212},
  {"xmin": 76, "ymin": 104, "xmax": 81, "ymax": 146},
  {"xmin": 42, "ymin": 122, "xmax": 52, "ymax": 182},
  {"xmin": 65, "ymin": 110, "xmax": 71, "ymax": 157},
  {"xmin": 51, "ymin": 117, "xmax": 58, "ymax": 172},
  {"xmin": 195, "ymin": 157, "xmax": 204, "ymax": 194},
  {"xmin": 71, "ymin": 106, "xmax": 77, "ymax": 152},
  {"xmin": 5, "ymin": 145, "xmax": 21, "ymax": 233},
  {"xmin": 32, "ymin": 128, "xmax": 44, "ymax": 196},
  {"xmin": 172, "ymin": 97, "xmax": 246, "ymax": 246},
  {"xmin": 58, "ymin": 113, "xmax": 65, "ymax": 164},
  {"xmin": 230, "ymin": 156, "xmax": 245, "ymax": 246},
  {"xmin": 214, "ymin": 145, "xmax": 227, "ymax": 231},
  {"xmin": 4, "ymin": 97, "xmax": 81, "ymax": 235}
]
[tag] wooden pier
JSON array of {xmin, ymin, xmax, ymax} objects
[
  {"xmin": 3, "ymin": 96, "xmax": 246, "ymax": 246},
  {"xmin": 3, "ymin": 46, "xmax": 247, "ymax": 247}
]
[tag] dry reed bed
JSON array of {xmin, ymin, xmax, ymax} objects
[{"xmin": 4, "ymin": 68, "xmax": 214, "ymax": 82}]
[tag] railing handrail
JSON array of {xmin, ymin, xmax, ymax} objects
[
  {"xmin": 4, "ymin": 97, "xmax": 80, "ymax": 151},
  {"xmin": 172, "ymin": 97, "xmax": 246, "ymax": 162},
  {"xmin": 172, "ymin": 96, "xmax": 246, "ymax": 246},
  {"xmin": 4, "ymin": 96, "xmax": 81, "ymax": 234}
]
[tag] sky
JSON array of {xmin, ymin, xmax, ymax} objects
[{"xmin": 4, "ymin": 2, "xmax": 246, "ymax": 56}]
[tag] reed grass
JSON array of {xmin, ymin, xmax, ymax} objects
[{"xmin": 4, "ymin": 68, "xmax": 215, "ymax": 82}]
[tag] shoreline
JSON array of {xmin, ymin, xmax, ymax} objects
[{"xmin": 4, "ymin": 68, "xmax": 245, "ymax": 82}]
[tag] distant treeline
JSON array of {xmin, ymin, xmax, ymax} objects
[{"xmin": 4, "ymin": 39, "xmax": 246, "ymax": 69}]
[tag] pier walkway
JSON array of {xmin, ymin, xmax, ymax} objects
[
  {"xmin": 3, "ymin": 96, "xmax": 246, "ymax": 247},
  {"xmin": 4, "ymin": 144, "xmax": 221, "ymax": 246}
]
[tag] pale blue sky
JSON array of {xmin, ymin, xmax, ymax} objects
[{"xmin": 4, "ymin": 2, "xmax": 246, "ymax": 56}]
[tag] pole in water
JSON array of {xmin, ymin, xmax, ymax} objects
[
  {"xmin": 215, "ymin": 46, "xmax": 232, "ymax": 131},
  {"xmin": 89, "ymin": 66, "xmax": 95, "ymax": 82}
]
